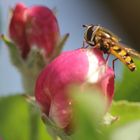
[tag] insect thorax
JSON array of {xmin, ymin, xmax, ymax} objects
[
  {"xmin": 99, "ymin": 42, "xmax": 110, "ymax": 54},
  {"xmin": 94, "ymin": 35, "xmax": 112, "ymax": 54}
]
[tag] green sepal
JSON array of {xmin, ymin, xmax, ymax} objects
[
  {"xmin": 50, "ymin": 33, "xmax": 69, "ymax": 61},
  {"xmin": 42, "ymin": 114, "xmax": 72, "ymax": 140},
  {"xmin": 21, "ymin": 47, "xmax": 47, "ymax": 94},
  {"xmin": 1, "ymin": 34, "xmax": 24, "ymax": 67}
]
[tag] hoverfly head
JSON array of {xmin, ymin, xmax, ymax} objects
[{"xmin": 83, "ymin": 24, "xmax": 98, "ymax": 45}]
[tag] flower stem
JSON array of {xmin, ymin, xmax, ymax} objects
[
  {"xmin": 29, "ymin": 104, "xmax": 39, "ymax": 140},
  {"xmin": 22, "ymin": 72, "xmax": 40, "ymax": 140}
]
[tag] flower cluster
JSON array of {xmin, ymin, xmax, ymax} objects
[{"xmin": 3, "ymin": 2, "xmax": 115, "ymax": 136}]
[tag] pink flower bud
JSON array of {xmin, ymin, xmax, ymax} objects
[
  {"xmin": 25, "ymin": 5, "xmax": 60, "ymax": 58},
  {"xmin": 35, "ymin": 48, "xmax": 115, "ymax": 131},
  {"xmin": 9, "ymin": 3, "xmax": 29, "ymax": 58},
  {"xmin": 9, "ymin": 3, "xmax": 60, "ymax": 59}
]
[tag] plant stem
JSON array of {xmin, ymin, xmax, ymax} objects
[
  {"xmin": 22, "ymin": 73, "xmax": 39, "ymax": 140},
  {"xmin": 29, "ymin": 104, "xmax": 39, "ymax": 140}
]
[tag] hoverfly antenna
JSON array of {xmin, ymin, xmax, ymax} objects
[{"xmin": 82, "ymin": 24, "xmax": 88, "ymax": 28}]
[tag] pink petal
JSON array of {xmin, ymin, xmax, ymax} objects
[{"xmin": 9, "ymin": 3, "xmax": 29, "ymax": 58}]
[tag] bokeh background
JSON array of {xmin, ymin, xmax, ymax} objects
[{"xmin": 0, "ymin": 0, "xmax": 140, "ymax": 95}]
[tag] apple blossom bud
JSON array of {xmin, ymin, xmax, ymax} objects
[
  {"xmin": 5, "ymin": 3, "xmax": 68, "ymax": 94},
  {"xmin": 35, "ymin": 48, "xmax": 115, "ymax": 132},
  {"xmin": 9, "ymin": 3, "xmax": 60, "ymax": 59},
  {"xmin": 25, "ymin": 5, "xmax": 60, "ymax": 58}
]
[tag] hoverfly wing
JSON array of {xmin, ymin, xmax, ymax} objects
[
  {"xmin": 125, "ymin": 48, "xmax": 140, "ymax": 59},
  {"xmin": 100, "ymin": 27, "xmax": 121, "ymax": 42},
  {"xmin": 117, "ymin": 42, "xmax": 140, "ymax": 59},
  {"xmin": 121, "ymin": 44, "xmax": 140, "ymax": 59}
]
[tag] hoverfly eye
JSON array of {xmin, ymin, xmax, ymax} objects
[{"xmin": 86, "ymin": 26, "xmax": 94, "ymax": 41}]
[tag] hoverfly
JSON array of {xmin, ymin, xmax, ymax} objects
[{"xmin": 83, "ymin": 24, "xmax": 140, "ymax": 71}]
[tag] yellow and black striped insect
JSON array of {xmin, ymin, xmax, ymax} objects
[{"xmin": 83, "ymin": 24, "xmax": 140, "ymax": 71}]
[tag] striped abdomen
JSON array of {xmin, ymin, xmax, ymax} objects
[{"xmin": 110, "ymin": 45, "xmax": 136, "ymax": 71}]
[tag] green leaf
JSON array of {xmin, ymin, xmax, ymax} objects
[
  {"xmin": 0, "ymin": 95, "xmax": 52, "ymax": 140},
  {"xmin": 102, "ymin": 101, "xmax": 140, "ymax": 139},
  {"xmin": 107, "ymin": 101, "xmax": 140, "ymax": 131},
  {"xmin": 115, "ymin": 59, "xmax": 140, "ymax": 101},
  {"xmin": 71, "ymin": 87, "xmax": 108, "ymax": 140},
  {"xmin": 111, "ymin": 120, "xmax": 140, "ymax": 140}
]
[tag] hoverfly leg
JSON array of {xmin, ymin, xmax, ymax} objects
[
  {"xmin": 82, "ymin": 41, "xmax": 89, "ymax": 48},
  {"xmin": 105, "ymin": 54, "xmax": 110, "ymax": 62},
  {"xmin": 112, "ymin": 58, "xmax": 118, "ymax": 71},
  {"xmin": 82, "ymin": 41, "xmax": 85, "ymax": 48},
  {"xmin": 85, "ymin": 45, "xmax": 89, "ymax": 48}
]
